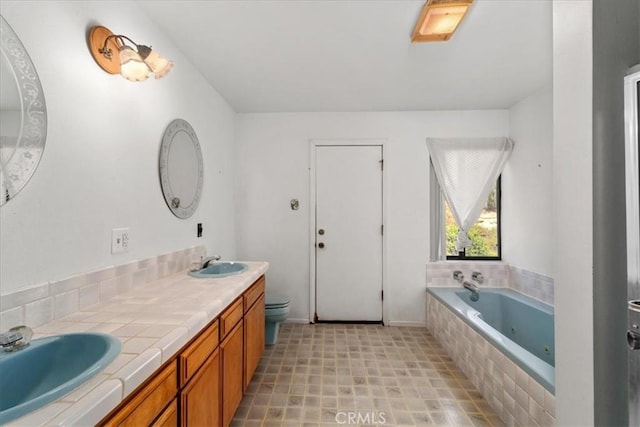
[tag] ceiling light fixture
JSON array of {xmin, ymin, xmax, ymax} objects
[
  {"xmin": 411, "ymin": 0, "xmax": 474, "ymax": 42},
  {"xmin": 88, "ymin": 26, "xmax": 173, "ymax": 81}
]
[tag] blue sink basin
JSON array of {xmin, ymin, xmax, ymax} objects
[
  {"xmin": 0, "ymin": 333, "xmax": 121, "ymax": 423},
  {"xmin": 189, "ymin": 262, "xmax": 248, "ymax": 278}
]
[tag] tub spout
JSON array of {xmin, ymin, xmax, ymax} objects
[{"xmin": 463, "ymin": 281, "xmax": 479, "ymax": 301}]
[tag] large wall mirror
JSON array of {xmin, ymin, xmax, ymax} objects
[
  {"xmin": 0, "ymin": 15, "xmax": 47, "ymax": 206},
  {"xmin": 159, "ymin": 119, "xmax": 204, "ymax": 219}
]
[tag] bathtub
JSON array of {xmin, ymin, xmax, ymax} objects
[{"xmin": 426, "ymin": 287, "xmax": 555, "ymax": 393}]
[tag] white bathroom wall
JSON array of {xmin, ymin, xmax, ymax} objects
[
  {"xmin": 553, "ymin": 1, "xmax": 594, "ymax": 425},
  {"xmin": 234, "ymin": 111, "xmax": 508, "ymax": 324},
  {"xmin": 503, "ymin": 86, "xmax": 553, "ymax": 277},
  {"xmin": 0, "ymin": 1, "xmax": 237, "ymax": 295}
]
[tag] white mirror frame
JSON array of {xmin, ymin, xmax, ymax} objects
[
  {"xmin": 159, "ymin": 118, "xmax": 204, "ymax": 219},
  {"xmin": 0, "ymin": 15, "xmax": 47, "ymax": 206}
]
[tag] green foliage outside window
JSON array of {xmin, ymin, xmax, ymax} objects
[
  {"xmin": 446, "ymin": 223, "xmax": 498, "ymax": 257},
  {"xmin": 445, "ymin": 182, "xmax": 499, "ymax": 258}
]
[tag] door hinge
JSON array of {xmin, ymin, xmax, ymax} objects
[
  {"xmin": 381, "ymin": 224, "xmax": 384, "ymax": 235},
  {"xmin": 381, "ymin": 290, "xmax": 384, "ymax": 301},
  {"xmin": 380, "ymin": 159, "xmax": 384, "ymax": 170}
]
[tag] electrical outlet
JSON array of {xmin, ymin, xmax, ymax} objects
[{"xmin": 112, "ymin": 228, "xmax": 130, "ymax": 254}]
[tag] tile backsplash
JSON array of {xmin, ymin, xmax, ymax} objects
[
  {"xmin": 0, "ymin": 246, "xmax": 206, "ymax": 330},
  {"xmin": 426, "ymin": 261, "xmax": 510, "ymax": 287},
  {"xmin": 426, "ymin": 261, "xmax": 554, "ymax": 306},
  {"xmin": 510, "ymin": 265, "xmax": 554, "ymax": 305}
]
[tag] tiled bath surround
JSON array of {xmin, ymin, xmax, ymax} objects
[
  {"xmin": 426, "ymin": 261, "xmax": 554, "ymax": 305},
  {"xmin": 426, "ymin": 294, "xmax": 555, "ymax": 426},
  {"xmin": 0, "ymin": 246, "xmax": 206, "ymax": 331},
  {"xmin": 509, "ymin": 266, "xmax": 554, "ymax": 306},
  {"xmin": 426, "ymin": 261, "xmax": 510, "ymax": 288}
]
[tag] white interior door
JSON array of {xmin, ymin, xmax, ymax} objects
[{"xmin": 315, "ymin": 145, "xmax": 383, "ymax": 321}]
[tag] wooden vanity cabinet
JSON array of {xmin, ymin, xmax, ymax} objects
[
  {"xmin": 99, "ymin": 275, "xmax": 266, "ymax": 427},
  {"xmin": 244, "ymin": 277, "xmax": 265, "ymax": 390}
]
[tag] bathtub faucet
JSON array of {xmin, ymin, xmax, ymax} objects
[
  {"xmin": 471, "ymin": 271, "xmax": 484, "ymax": 284},
  {"xmin": 453, "ymin": 270, "xmax": 464, "ymax": 283},
  {"xmin": 463, "ymin": 281, "xmax": 480, "ymax": 302}
]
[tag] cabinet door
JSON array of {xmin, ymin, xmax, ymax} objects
[
  {"xmin": 180, "ymin": 348, "xmax": 221, "ymax": 427},
  {"xmin": 221, "ymin": 321, "xmax": 244, "ymax": 427},
  {"xmin": 244, "ymin": 293, "xmax": 265, "ymax": 390}
]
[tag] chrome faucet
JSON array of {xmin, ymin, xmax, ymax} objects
[
  {"xmin": 0, "ymin": 325, "xmax": 32, "ymax": 352},
  {"xmin": 471, "ymin": 271, "xmax": 484, "ymax": 284},
  {"xmin": 192, "ymin": 255, "xmax": 221, "ymax": 271},
  {"xmin": 463, "ymin": 280, "xmax": 479, "ymax": 293},
  {"xmin": 453, "ymin": 270, "xmax": 464, "ymax": 283},
  {"xmin": 463, "ymin": 280, "xmax": 480, "ymax": 302}
]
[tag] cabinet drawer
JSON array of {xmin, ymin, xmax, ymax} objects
[
  {"xmin": 244, "ymin": 276, "xmax": 265, "ymax": 313},
  {"xmin": 150, "ymin": 398, "xmax": 177, "ymax": 427},
  {"xmin": 102, "ymin": 361, "xmax": 177, "ymax": 427},
  {"xmin": 179, "ymin": 319, "xmax": 219, "ymax": 386},
  {"xmin": 220, "ymin": 297, "xmax": 243, "ymax": 338}
]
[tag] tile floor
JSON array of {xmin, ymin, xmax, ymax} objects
[{"xmin": 231, "ymin": 323, "xmax": 504, "ymax": 426}]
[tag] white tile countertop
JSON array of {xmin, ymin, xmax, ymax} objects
[{"xmin": 7, "ymin": 261, "xmax": 269, "ymax": 426}]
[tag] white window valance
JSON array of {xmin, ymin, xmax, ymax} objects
[{"xmin": 427, "ymin": 137, "xmax": 514, "ymax": 253}]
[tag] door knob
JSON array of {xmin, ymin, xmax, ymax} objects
[
  {"xmin": 628, "ymin": 330, "xmax": 640, "ymax": 350},
  {"xmin": 318, "ymin": 229, "xmax": 325, "ymax": 235},
  {"xmin": 318, "ymin": 242, "xmax": 325, "ymax": 249}
]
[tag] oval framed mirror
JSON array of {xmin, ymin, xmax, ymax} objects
[
  {"xmin": 159, "ymin": 119, "xmax": 204, "ymax": 219},
  {"xmin": 0, "ymin": 15, "xmax": 47, "ymax": 206}
]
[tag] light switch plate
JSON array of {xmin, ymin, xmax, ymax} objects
[{"xmin": 112, "ymin": 228, "xmax": 129, "ymax": 254}]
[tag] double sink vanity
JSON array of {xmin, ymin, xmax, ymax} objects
[
  {"xmin": 1, "ymin": 12, "xmax": 267, "ymax": 426},
  {"xmin": 0, "ymin": 260, "xmax": 269, "ymax": 426}
]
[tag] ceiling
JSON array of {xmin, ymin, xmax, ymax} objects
[{"xmin": 140, "ymin": 0, "xmax": 552, "ymax": 113}]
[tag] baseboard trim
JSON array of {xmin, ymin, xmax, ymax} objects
[
  {"xmin": 316, "ymin": 320, "xmax": 383, "ymax": 325},
  {"xmin": 386, "ymin": 320, "xmax": 426, "ymax": 327},
  {"xmin": 284, "ymin": 318, "xmax": 426, "ymax": 327},
  {"xmin": 284, "ymin": 318, "xmax": 312, "ymax": 324}
]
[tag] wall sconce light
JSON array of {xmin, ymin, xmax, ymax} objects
[
  {"xmin": 411, "ymin": 0, "xmax": 474, "ymax": 42},
  {"xmin": 88, "ymin": 26, "xmax": 173, "ymax": 81}
]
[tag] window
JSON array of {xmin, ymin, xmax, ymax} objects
[
  {"xmin": 427, "ymin": 137, "xmax": 512, "ymax": 262},
  {"xmin": 446, "ymin": 177, "xmax": 501, "ymax": 260}
]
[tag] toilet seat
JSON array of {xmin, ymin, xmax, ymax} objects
[
  {"xmin": 264, "ymin": 294, "xmax": 289, "ymax": 345},
  {"xmin": 266, "ymin": 294, "xmax": 289, "ymax": 309}
]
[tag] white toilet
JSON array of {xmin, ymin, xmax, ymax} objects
[{"xmin": 264, "ymin": 294, "xmax": 290, "ymax": 345}]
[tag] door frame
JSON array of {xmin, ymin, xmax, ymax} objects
[{"xmin": 308, "ymin": 138, "xmax": 388, "ymax": 324}]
